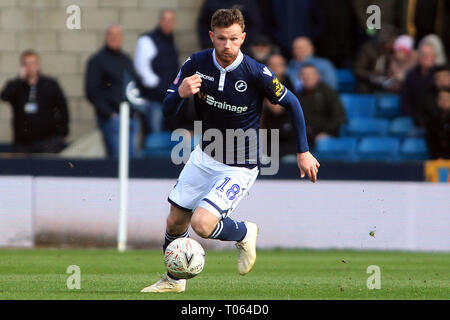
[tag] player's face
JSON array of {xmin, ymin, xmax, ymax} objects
[{"xmin": 209, "ymin": 23, "xmax": 246, "ymax": 66}]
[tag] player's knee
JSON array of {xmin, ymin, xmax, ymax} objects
[
  {"xmin": 191, "ymin": 216, "xmax": 214, "ymax": 239},
  {"xmin": 166, "ymin": 215, "xmax": 177, "ymax": 229},
  {"xmin": 166, "ymin": 217, "xmax": 179, "ymax": 235},
  {"xmin": 166, "ymin": 212, "xmax": 188, "ymax": 234}
]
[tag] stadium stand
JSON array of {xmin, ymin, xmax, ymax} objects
[
  {"xmin": 357, "ymin": 137, "xmax": 401, "ymax": 161},
  {"xmin": 141, "ymin": 132, "xmax": 176, "ymax": 157},
  {"xmin": 336, "ymin": 69, "xmax": 356, "ymax": 93},
  {"xmin": 400, "ymin": 138, "xmax": 429, "ymax": 160},
  {"xmin": 388, "ymin": 117, "xmax": 415, "ymax": 137},
  {"xmin": 375, "ymin": 93, "xmax": 401, "ymax": 118},
  {"xmin": 313, "ymin": 137, "xmax": 357, "ymax": 161},
  {"xmin": 312, "ymin": 92, "xmax": 430, "ymax": 162},
  {"xmin": 346, "ymin": 118, "xmax": 389, "ymax": 137},
  {"xmin": 140, "ymin": 131, "xmax": 201, "ymax": 158},
  {"xmin": 339, "ymin": 93, "xmax": 377, "ymax": 118},
  {"xmin": 141, "ymin": 91, "xmax": 430, "ymax": 162}
]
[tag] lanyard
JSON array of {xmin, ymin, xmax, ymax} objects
[{"xmin": 28, "ymin": 85, "xmax": 37, "ymax": 102}]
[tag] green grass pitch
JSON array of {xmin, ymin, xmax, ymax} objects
[{"xmin": 0, "ymin": 249, "xmax": 448, "ymax": 299}]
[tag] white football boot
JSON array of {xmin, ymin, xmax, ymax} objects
[
  {"xmin": 236, "ymin": 222, "xmax": 259, "ymax": 275},
  {"xmin": 140, "ymin": 274, "xmax": 186, "ymax": 293}
]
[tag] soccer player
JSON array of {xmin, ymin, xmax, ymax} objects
[{"xmin": 141, "ymin": 8, "xmax": 320, "ymax": 293}]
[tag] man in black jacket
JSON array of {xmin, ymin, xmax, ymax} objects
[
  {"xmin": 134, "ymin": 9, "xmax": 179, "ymax": 134},
  {"xmin": 426, "ymin": 89, "xmax": 450, "ymax": 159},
  {"xmin": 297, "ymin": 64, "xmax": 347, "ymax": 148},
  {"xmin": 1, "ymin": 50, "xmax": 69, "ymax": 153},
  {"xmin": 353, "ymin": 25, "xmax": 397, "ymax": 93},
  {"xmin": 85, "ymin": 24, "xmax": 138, "ymax": 157},
  {"xmin": 401, "ymin": 43, "xmax": 439, "ymax": 128}
]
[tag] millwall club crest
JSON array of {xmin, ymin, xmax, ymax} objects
[{"xmin": 235, "ymin": 80, "xmax": 247, "ymax": 92}]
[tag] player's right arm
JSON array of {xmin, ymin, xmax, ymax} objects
[{"xmin": 163, "ymin": 56, "xmax": 201, "ymax": 118}]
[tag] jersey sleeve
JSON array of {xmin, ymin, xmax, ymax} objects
[
  {"xmin": 167, "ymin": 56, "xmax": 196, "ymax": 94},
  {"xmin": 163, "ymin": 55, "xmax": 196, "ymax": 118},
  {"xmin": 257, "ymin": 64, "xmax": 288, "ymax": 105}
]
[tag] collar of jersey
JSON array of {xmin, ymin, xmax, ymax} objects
[{"xmin": 212, "ymin": 49, "xmax": 243, "ymax": 72}]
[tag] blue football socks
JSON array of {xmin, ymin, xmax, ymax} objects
[{"xmin": 208, "ymin": 217, "xmax": 247, "ymax": 242}]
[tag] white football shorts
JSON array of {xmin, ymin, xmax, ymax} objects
[{"xmin": 168, "ymin": 145, "xmax": 259, "ymax": 220}]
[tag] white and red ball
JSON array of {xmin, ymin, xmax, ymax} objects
[{"xmin": 164, "ymin": 238, "xmax": 205, "ymax": 279}]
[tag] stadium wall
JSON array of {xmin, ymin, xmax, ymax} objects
[
  {"xmin": 0, "ymin": 176, "xmax": 33, "ymax": 247},
  {"xmin": 1, "ymin": 176, "xmax": 449, "ymax": 252}
]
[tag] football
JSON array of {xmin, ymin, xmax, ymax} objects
[{"xmin": 164, "ymin": 238, "xmax": 205, "ymax": 279}]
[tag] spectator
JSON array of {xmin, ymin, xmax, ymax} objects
[
  {"xmin": 388, "ymin": 35, "xmax": 419, "ymax": 91},
  {"xmin": 0, "ymin": 50, "xmax": 69, "ymax": 153},
  {"xmin": 426, "ymin": 89, "xmax": 450, "ymax": 159},
  {"xmin": 134, "ymin": 9, "xmax": 179, "ymax": 135},
  {"xmin": 401, "ymin": 42, "xmax": 439, "ymax": 128},
  {"xmin": 434, "ymin": 64, "xmax": 450, "ymax": 91},
  {"xmin": 287, "ymin": 37, "xmax": 338, "ymax": 92},
  {"xmin": 297, "ymin": 64, "xmax": 346, "ymax": 148},
  {"xmin": 418, "ymin": 34, "xmax": 447, "ymax": 66},
  {"xmin": 248, "ymin": 34, "xmax": 280, "ymax": 65},
  {"xmin": 85, "ymin": 24, "xmax": 139, "ymax": 158},
  {"xmin": 261, "ymin": 54, "xmax": 296, "ymax": 156},
  {"xmin": 353, "ymin": 25, "xmax": 397, "ymax": 93},
  {"xmin": 197, "ymin": 0, "xmax": 263, "ymax": 53},
  {"xmin": 372, "ymin": 35, "xmax": 418, "ymax": 92}
]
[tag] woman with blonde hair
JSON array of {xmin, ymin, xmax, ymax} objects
[{"xmin": 418, "ymin": 34, "xmax": 447, "ymax": 66}]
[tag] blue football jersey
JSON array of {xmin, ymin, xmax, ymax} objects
[{"xmin": 167, "ymin": 49, "xmax": 287, "ymax": 168}]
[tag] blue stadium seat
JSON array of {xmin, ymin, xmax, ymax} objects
[
  {"xmin": 400, "ymin": 138, "xmax": 429, "ymax": 160},
  {"xmin": 376, "ymin": 94, "xmax": 401, "ymax": 118},
  {"xmin": 142, "ymin": 131, "xmax": 177, "ymax": 157},
  {"xmin": 388, "ymin": 117, "xmax": 415, "ymax": 137},
  {"xmin": 340, "ymin": 94, "xmax": 377, "ymax": 119},
  {"xmin": 313, "ymin": 137, "xmax": 358, "ymax": 161},
  {"xmin": 336, "ymin": 69, "xmax": 356, "ymax": 92},
  {"xmin": 339, "ymin": 124, "xmax": 348, "ymax": 136},
  {"xmin": 346, "ymin": 118, "xmax": 389, "ymax": 137},
  {"xmin": 357, "ymin": 137, "xmax": 400, "ymax": 161}
]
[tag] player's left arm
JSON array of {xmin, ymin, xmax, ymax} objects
[
  {"xmin": 259, "ymin": 66, "xmax": 320, "ymax": 182},
  {"xmin": 278, "ymin": 89, "xmax": 320, "ymax": 182}
]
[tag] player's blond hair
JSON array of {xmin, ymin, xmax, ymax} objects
[{"xmin": 211, "ymin": 8, "xmax": 245, "ymax": 32}]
